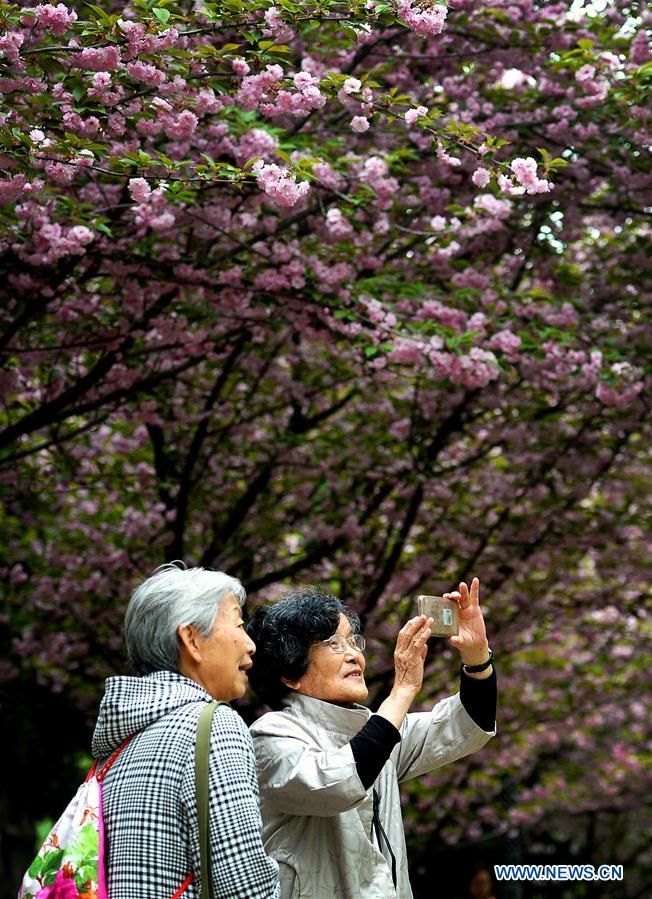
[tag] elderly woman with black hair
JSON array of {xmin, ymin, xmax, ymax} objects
[{"xmin": 247, "ymin": 578, "xmax": 496, "ymax": 899}]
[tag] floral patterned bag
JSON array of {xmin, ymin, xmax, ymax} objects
[{"xmin": 18, "ymin": 739, "xmax": 131, "ymax": 899}]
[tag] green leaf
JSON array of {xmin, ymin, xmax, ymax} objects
[
  {"xmin": 40, "ymin": 850, "xmax": 66, "ymax": 885},
  {"xmin": 242, "ymin": 154, "xmax": 262, "ymax": 170},
  {"xmin": 27, "ymin": 855, "xmax": 44, "ymax": 879},
  {"xmin": 216, "ymin": 43, "xmax": 242, "ymax": 54},
  {"xmin": 80, "ymin": 1, "xmax": 114, "ymax": 24},
  {"xmin": 77, "ymin": 859, "xmax": 99, "ymax": 884},
  {"xmin": 446, "ymin": 330, "xmax": 479, "ymax": 349},
  {"xmin": 67, "ymin": 823, "xmax": 98, "ymax": 865},
  {"xmin": 152, "ymin": 7, "xmax": 171, "ymax": 24}
]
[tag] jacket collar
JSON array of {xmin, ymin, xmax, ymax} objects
[
  {"xmin": 281, "ymin": 691, "xmax": 371, "ymax": 736},
  {"xmin": 92, "ymin": 670, "xmax": 214, "ymax": 757}
]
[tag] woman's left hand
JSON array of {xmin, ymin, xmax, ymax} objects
[{"xmin": 444, "ymin": 577, "xmax": 490, "ymax": 667}]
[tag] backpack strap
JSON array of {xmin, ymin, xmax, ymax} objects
[
  {"xmin": 195, "ymin": 700, "xmax": 225, "ymax": 899},
  {"xmin": 91, "ymin": 734, "xmax": 135, "ymax": 782}
]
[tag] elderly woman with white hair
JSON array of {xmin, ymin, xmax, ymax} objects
[{"xmin": 92, "ymin": 563, "xmax": 279, "ymax": 899}]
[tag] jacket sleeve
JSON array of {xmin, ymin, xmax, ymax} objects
[
  {"xmin": 251, "ymin": 714, "xmax": 368, "ymax": 817},
  {"xmin": 186, "ymin": 706, "xmax": 280, "ymax": 899},
  {"xmin": 394, "ymin": 693, "xmax": 495, "ymax": 783}
]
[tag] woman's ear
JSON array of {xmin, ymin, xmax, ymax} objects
[
  {"xmin": 280, "ymin": 676, "xmax": 300, "ymax": 692},
  {"xmin": 177, "ymin": 624, "xmax": 202, "ymax": 664}
]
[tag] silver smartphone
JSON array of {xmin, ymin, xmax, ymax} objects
[{"xmin": 416, "ymin": 594, "xmax": 459, "ymax": 637}]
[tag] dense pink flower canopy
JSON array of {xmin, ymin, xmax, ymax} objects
[{"xmin": 0, "ymin": 0, "xmax": 650, "ymax": 888}]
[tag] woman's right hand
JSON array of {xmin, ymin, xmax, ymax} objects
[
  {"xmin": 376, "ymin": 615, "xmax": 433, "ymax": 731},
  {"xmin": 392, "ymin": 614, "xmax": 433, "ymax": 698}
]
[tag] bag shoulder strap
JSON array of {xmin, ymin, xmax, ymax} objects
[
  {"xmin": 195, "ymin": 700, "xmax": 227, "ymax": 899},
  {"xmin": 91, "ymin": 734, "xmax": 135, "ymax": 783}
]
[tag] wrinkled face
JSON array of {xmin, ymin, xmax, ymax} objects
[
  {"xmin": 287, "ymin": 613, "xmax": 368, "ymax": 706},
  {"xmin": 197, "ymin": 594, "xmax": 256, "ymax": 701}
]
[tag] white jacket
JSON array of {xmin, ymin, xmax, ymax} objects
[{"xmin": 250, "ymin": 691, "xmax": 495, "ymax": 899}]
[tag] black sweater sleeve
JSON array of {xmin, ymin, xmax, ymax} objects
[
  {"xmin": 459, "ymin": 666, "xmax": 497, "ymax": 732},
  {"xmin": 351, "ymin": 671, "xmax": 496, "ymax": 788},
  {"xmin": 350, "ymin": 715, "xmax": 402, "ymax": 788}
]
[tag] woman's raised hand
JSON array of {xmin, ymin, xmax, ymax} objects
[
  {"xmin": 376, "ymin": 615, "xmax": 434, "ymax": 730},
  {"xmin": 391, "ymin": 614, "xmax": 434, "ymax": 698},
  {"xmin": 445, "ymin": 577, "xmax": 490, "ymax": 668}
]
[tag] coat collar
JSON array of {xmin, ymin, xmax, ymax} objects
[{"xmin": 281, "ymin": 691, "xmax": 371, "ymax": 737}]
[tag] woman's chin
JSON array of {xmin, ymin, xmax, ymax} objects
[
  {"xmin": 343, "ymin": 680, "xmax": 368, "ymax": 703},
  {"xmin": 303, "ymin": 678, "xmax": 369, "ymax": 705}
]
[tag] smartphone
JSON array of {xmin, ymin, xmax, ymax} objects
[{"xmin": 416, "ymin": 594, "xmax": 459, "ymax": 637}]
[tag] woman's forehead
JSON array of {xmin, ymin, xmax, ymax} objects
[
  {"xmin": 335, "ymin": 613, "xmax": 352, "ymax": 634},
  {"xmin": 220, "ymin": 594, "xmax": 241, "ymax": 617}
]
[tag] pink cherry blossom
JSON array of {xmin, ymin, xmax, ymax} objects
[
  {"xmin": 487, "ymin": 329, "xmax": 522, "ymax": 356},
  {"xmin": 325, "ymin": 208, "xmax": 354, "ymax": 238},
  {"xmin": 629, "ymin": 29, "xmax": 652, "ymax": 64},
  {"xmin": 128, "ymin": 178, "xmax": 152, "ymax": 203},
  {"xmin": 236, "ymin": 64, "xmax": 284, "ymax": 111},
  {"xmin": 509, "ymin": 157, "xmax": 553, "ymax": 194},
  {"xmin": 436, "ymin": 142, "xmax": 461, "ymax": 167},
  {"xmin": 575, "ymin": 64, "xmax": 595, "ymax": 83},
  {"xmin": 398, "ymin": 0, "xmax": 447, "ymax": 37},
  {"xmin": 0, "ymin": 173, "xmax": 29, "ymax": 204},
  {"xmin": 28, "ymin": 3, "xmax": 78, "ymax": 35},
  {"xmin": 342, "ymin": 77, "xmax": 362, "ymax": 94},
  {"xmin": 0, "ymin": 31, "xmax": 24, "ymax": 64},
  {"xmin": 231, "ymin": 57, "xmax": 250, "ymax": 76},
  {"xmin": 471, "ymin": 167, "xmax": 490, "ymax": 188},
  {"xmin": 74, "ymin": 46, "xmax": 121, "ymax": 71},
  {"xmin": 252, "ymin": 160, "xmax": 311, "ymax": 208},
  {"xmin": 126, "ymin": 61, "xmax": 166, "ymax": 85},
  {"xmin": 263, "ymin": 6, "xmax": 295, "ymax": 42},
  {"xmin": 405, "ymin": 106, "xmax": 428, "ymax": 125},
  {"xmin": 350, "ymin": 115, "xmax": 370, "ymax": 132}
]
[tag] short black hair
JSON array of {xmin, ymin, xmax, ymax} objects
[{"xmin": 246, "ymin": 587, "xmax": 361, "ymax": 710}]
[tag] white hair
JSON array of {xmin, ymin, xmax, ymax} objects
[{"xmin": 124, "ymin": 562, "xmax": 246, "ymax": 675}]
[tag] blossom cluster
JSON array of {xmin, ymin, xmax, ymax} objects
[
  {"xmin": 504, "ymin": 158, "xmax": 553, "ymax": 195},
  {"xmin": 21, "ymin": 2, "xmax": 77, "ymax": 34},
  {"xmin": 252, "ymin": 160, "xmax": 311, "ymax": 207},
  {"xmin": 398, "ymin": 0, "xmax": 447, "ymax": 38}
]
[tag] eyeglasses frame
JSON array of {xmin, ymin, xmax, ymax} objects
[{"xmin": 319, "ymin": 633, "xmax": 366, "ymax": 654}]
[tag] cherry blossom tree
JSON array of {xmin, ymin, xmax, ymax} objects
[{"xmin": 1, "ymin": 0, "xmax": 651, "ymax": 894}]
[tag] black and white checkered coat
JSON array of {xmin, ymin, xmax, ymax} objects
[{"xmin": 92, "ymin": 671, "xmax": 279, "ymax": 899}]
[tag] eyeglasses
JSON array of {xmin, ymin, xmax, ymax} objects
[{"xmin": 320, "ymin": 634, "xmax": 366, "ymax": 654}]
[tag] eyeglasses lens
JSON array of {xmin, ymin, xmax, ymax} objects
[{"xmin": 328, "ymin": 634, "xmax": 365, "ymax": 653}]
